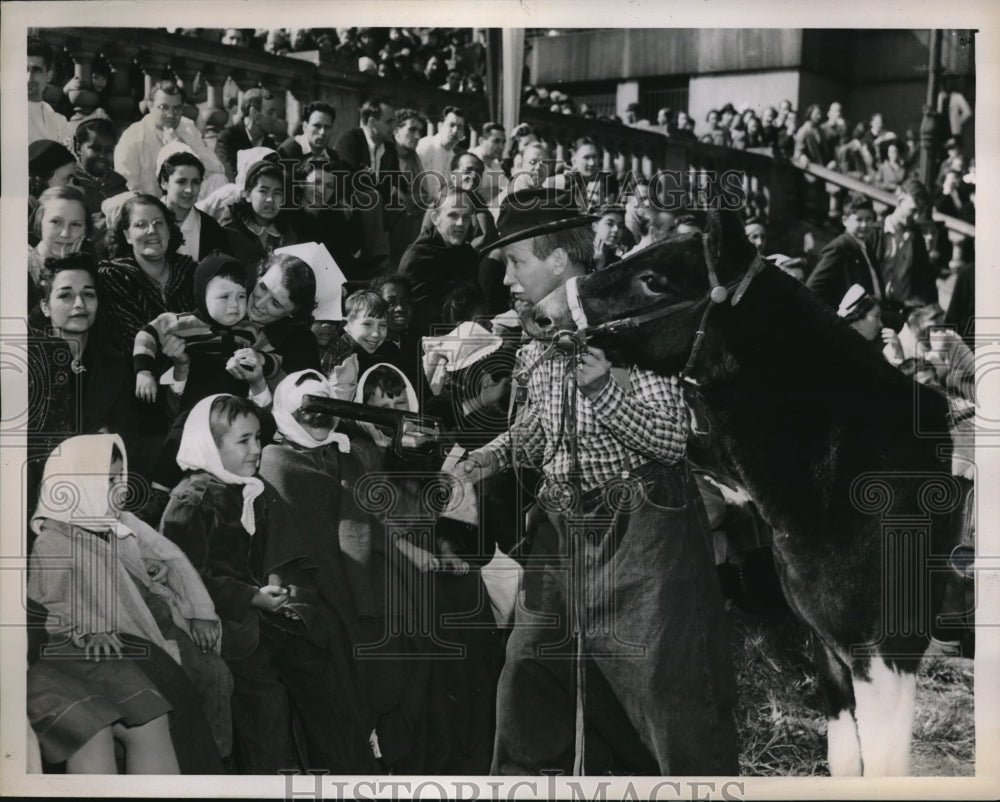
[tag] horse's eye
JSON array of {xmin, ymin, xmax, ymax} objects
[{"xmin": 639, "ymin": 273, "xmax": 668, "ymax": 293}]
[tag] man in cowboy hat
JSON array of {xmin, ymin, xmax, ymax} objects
[{"xmin": 451, "ymin": 187, "xmax": 738, "ymax": 776}]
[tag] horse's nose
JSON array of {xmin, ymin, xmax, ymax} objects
[{"xmin": 534, "ymin": 313, "xmax": 553, "ymax": 329}]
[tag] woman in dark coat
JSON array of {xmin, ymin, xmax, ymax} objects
[
  {"xmin": 98, "ymin": 193, "xmax": 197, "ymax": 357},
  {"xmin": 27, "ymin": 253, "xmax": 157, "ymax": 517}
]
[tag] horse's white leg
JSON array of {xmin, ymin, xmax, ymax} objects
[
  {"xmin": 810, "ymin": 635, "xmax": 862, "ymax": 776},
  {"xmin": 826, "ymin": 709, "xmax": 862, "ymax": 776},
  {"xmin": 852, "ymin": 657, "xmax": 917, "ymax": 776}
]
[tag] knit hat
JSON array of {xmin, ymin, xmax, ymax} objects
[
  {"xmin": 193, "ymin": 251, "xmax": 251, "ymax": 324},
  {"xmin": 29, "ymin": 139, "xmax": 76, "ymax": 178}
]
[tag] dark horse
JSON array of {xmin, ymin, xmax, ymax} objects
[{"xmin": 529, "ymin": 209, "xmax": 969, "ymax": 776}]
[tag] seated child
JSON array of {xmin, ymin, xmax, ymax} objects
[
  {"xmin": 361, "ymin": 363, "xmax": 414, "ymax": 417},
  {"xmin": 436, "ymin": 345, "xmax": 516, "ymax": 446},
  {"xmin": 160, "ymin": 394, "xmax": 376, "ymax": 774},
  {"xmin": 837, "ymin": 283, "xmax": 904, "ymax": 358},
  {"xmin": 28, "ymin": 434, "xmax": 228, "ymax": 772},
  {"xmin": 323, "ymin": 290, "xmax": 406, "ymax": 398},
  {"xmin": 357, "ymin": 364, "xmax": 468, "ymax": 576},
  {"xmin": 133, "ymin": 251, "xmax": 280, "ymax": 412},
  {"xmin": 372, "ymin": 275, "xmax": 432, "ymax": 397}
]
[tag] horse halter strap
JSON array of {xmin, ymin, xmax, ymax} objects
[
  {"xmin": 679, "ymin": 237, "xmax": 761, "ymax": 379},
  {"xmin": 572, "ymin": 243, "xmax": 765, "ymax": 343},
  {"xmin": 569, "ymin": 240, "xmax": 765, "ymax": 380}
]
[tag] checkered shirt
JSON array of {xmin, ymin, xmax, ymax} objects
[{"xmin": 480, "ymin": 340, "xmax": 689, "ymax": 493}]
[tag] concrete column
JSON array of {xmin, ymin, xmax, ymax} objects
[{"xmin": 616, "ymin": 80, "xmax": 640, "ymax": 121}]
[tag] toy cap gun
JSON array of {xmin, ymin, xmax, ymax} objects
[{"xmin": 300, "ymin": 395, "xmax": 442, "ymax": 462}]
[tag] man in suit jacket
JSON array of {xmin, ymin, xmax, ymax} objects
[
  {"xmin": 806, "ymin": 195, "xmax": 885, "ymax": 311},
  {"xmin": 215, "ymin": 88, "xmax": 281, "ymax": 183},
  {"xmin": 870, "ymin": 179, "xmax": 939, "ymax": 326},
  {"xmin": 276, "ymin": 100, "xmax": 340, "ymax": 173},
  {"xmin": 335, "ymin": 97, "xmax": 400, "ymax": 276}
]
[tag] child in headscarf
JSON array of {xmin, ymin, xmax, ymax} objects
[
  {"xmin": 356, "ymin": 364, "xmax": 504, "ymax": 773},
  {"xmin": 263, "ymin": 370, "xmax": 445, "ymax": 772},
  {"xmin": 195, "ymin": 146, "xmax": 279, "ymax": 223},
  {"xmin": 355, "ymin": 363, "xmax": 469, "ymax": 576},
  {"xmin": 161, "ymin": 393, "xmax": 376, "ymax": 774},
  {"xmin": 27, "ymin": 434, "xmax": 216, "ymax": 773}
]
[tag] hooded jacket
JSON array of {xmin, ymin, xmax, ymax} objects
[
  {"xmin": 132, "ymin": 252, "xmax": 280, "ymax": 411},
  {"xmin": 29, "ymin": 434, "xmax": 219, "ymax": 664}
]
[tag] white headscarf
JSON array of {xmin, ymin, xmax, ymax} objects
[
  {"xmin": 31, "ymin": 433, "xmax": 130, "ymax": 537},
  {"xmin": 355, "ymin": 363, "xmax": 419, "ymax": 448},
  {"xmin": 155, "ymin": 140, "xmax": 197, "ymax": 178},
  {"xmin": 30, "ymin": 434, "xmax": 219, "ymax": 662},
  {"xmin": 272, "ymin": 370, "xmax": 351, "ymax": 452},
  {"xmin": 274, "ymin": 242, "xmax": 347, "ymax": 322},
  {"xmin": 235, "ymin": 147, "xmax": 278, "ymax": 192},
  {"xmin": 176, "ymin": 394, "xmax": 265, "ymax": 534}
]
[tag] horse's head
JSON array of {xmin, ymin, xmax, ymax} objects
[{"xmin": 531, "ymin": 208, "xmax": 760, "ymax": 373}]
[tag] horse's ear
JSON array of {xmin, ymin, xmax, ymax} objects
[{"xmin": 706, "ymin": 208, "xmax": 756, "ymax": 283}]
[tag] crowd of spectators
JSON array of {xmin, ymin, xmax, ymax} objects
[
  {"xmin": 518, "ymin": 80, "xmax": 975, "ymax": 229},
  {"xmin": 23, "ymin": 31, "xmax": 976, "ymax": 777},
  {"xmin": 688, "ymin": 98, "xmax": 973, "ymax": 210},
  {"xmin": 165, "ymin": 26, "xmax": 488, "ymax": 92}
]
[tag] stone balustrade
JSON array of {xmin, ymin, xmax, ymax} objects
[{"xmin": 33, "ymin": 27, "xmax": 973, "ymax": 268}]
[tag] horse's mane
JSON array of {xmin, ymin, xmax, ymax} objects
[{"xmin": 720, "ymin": 265, "xmax": 944, "ymax": 420}]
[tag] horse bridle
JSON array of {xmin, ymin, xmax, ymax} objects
[{"xmin": 563, "ymin": 239, "xmax": 767, "ymax": 379}]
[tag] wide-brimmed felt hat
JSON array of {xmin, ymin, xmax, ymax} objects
[{"xmin": 484, "ymin": 187, "xmax": 597, "ymax": 254}]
